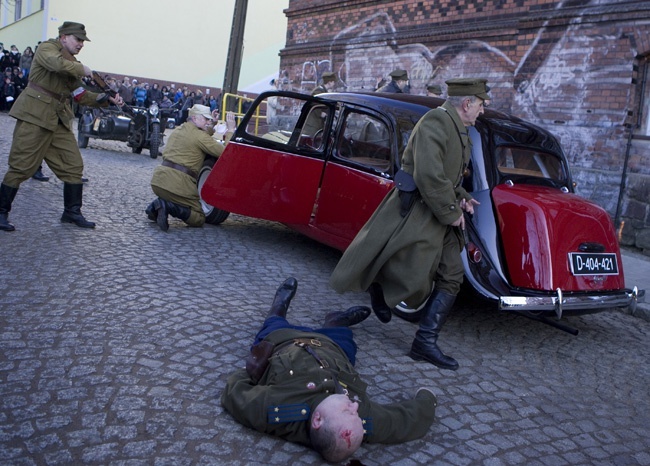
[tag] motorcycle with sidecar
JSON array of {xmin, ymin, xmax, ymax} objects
[{"xmin": 77, "ymin": 101, "xmax": 178, "ymax": 158}]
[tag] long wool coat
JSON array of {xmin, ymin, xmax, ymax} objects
[{"xmin": 329, "ymin": 101, "xmax": 473, "ymax": 308}]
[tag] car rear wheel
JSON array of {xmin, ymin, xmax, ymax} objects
[{"xmin": 198, "ymin": 158, "xmax": 230, "ymax": 225}]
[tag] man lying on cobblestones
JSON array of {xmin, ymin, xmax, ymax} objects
[
  {"xmin": 0, "ymin": 21, "xmax": 124, "ymax": 232},
  {"xmin": 221, "ymin": 277, "xmax": 438, "ymax": 463},
  {"xmin": 145, "ymin": 104, "xmax": 236, "ymax": 231}
]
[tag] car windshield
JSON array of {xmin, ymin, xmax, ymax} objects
[{"xmin": 496, "ymin": 146, "xmax": 567, "ymax": 184}]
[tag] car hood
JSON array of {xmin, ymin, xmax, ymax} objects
[{"xmin": 492, "ymin": 183, "xmax": 625, "ymax": 292}]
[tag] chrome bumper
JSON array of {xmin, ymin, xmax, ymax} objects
[{"xmin": 499, "ymin": 286, "xmax": 644, "ymax": 319}]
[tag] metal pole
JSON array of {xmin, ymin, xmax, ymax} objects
[{"xmin": 222, "ymin": 0, "xmax": 248, "ymax": 109}]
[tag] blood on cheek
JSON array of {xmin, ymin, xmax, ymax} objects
[{"xmin": 340, "ymin": 429, "xmax": 353, "ymax": 448}]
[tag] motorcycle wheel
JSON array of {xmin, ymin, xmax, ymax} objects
[
  {"xmin": 77, "ymin": 133, "xmax": 90, "ymax": 149},
  {"xmin": 198, "ymin": 158, "xmax": 230, "ymax": 225},
  {"xmin": 132, "ymin": 146, "xmax": 143, "ymax": 154},
  {"xmin": 149, "ymin": 123, "xmax": 161, "ymax": 158}
]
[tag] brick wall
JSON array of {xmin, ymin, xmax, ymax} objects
[{"xmin": 280, "ymin": 0, "xmax": 650, "ymax": 253}]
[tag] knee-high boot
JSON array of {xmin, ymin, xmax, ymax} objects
[
  {"xmin": 408, "ymin": 290, "xmax": 459, "ymax": 370},
  {"xmin": 61, "ymin": 183, "xmax": 95, "ymax": 229},
  {"xmin": 0, "ymin": 183, "xmax": 18, "ymax": 232},
  {"xmin": 153, "ymin": 198, "xmax": 191, "ymax": 232}
]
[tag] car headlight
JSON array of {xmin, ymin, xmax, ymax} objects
[{"xmin": 149, "ymin": 103, "xmax": 159, "ymax": 116}]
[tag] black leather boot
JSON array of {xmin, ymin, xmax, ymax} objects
[
  {"xmin": 368, "ymin": 282, "xmax": 392, "ymax": 323},
  {"xmin": 322, "ymin": 306, "xmax": 371, "ymax": 327},
  {"xmin": 408, "ymin": 290, "xmax": 459, "ymax": 370},
  {"xmin": 61, "ymin": 183, "xmax": 95, "ymax": 228},
  {"xmin": 145, "ymin": 201, "xmax": 157, "ymax": 222},
  {"xmin": 153, "ymin": 198, "xmax": 191, "ymax": 232},
  {"xmin": 266, "ymin": 277, "xmax": 298, "ymax": 318},
  {"xmin": 32, "ymin": 166, "xmax": 49, "ymax": 182},
  {"xmin": 0, "ymin": 183, "xmax": 18, "ymax": 232}
]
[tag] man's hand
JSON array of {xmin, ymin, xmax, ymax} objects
[
  {"xmin": 109, "ymin": 94, "xmax": 124, "ymax": 107},
  {"xmin": 451, "ymin": 214, "xmax": 465, "ymax": 229},
  {"xmin": 460, "ymin": 198, "xmax": 480, "ymax": 215},
  {"xmin": 225, "ymin": 111, "xmax": 237, "ymax": 132}
]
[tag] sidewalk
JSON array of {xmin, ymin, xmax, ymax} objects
[{"xmin": 621, "ymin": 246, "xmax": 650, "ymax": 320}]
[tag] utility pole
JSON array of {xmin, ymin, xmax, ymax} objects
[{"xmin": 222, "ymin": 0, "xmax": 248, "ymax": 107}]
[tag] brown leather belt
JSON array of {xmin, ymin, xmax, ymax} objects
[
  {"xmin": 162, "ymin": 160, "xmax": 198, "ymax": 180},
  {"xmin": 27, "ymin": 82, "xmax": 69, "ymax": 103}
]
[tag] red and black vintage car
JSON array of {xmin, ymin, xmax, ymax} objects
[{"xmin": 199, "ymin": 91, "xmax": 643, "ymax": 331}]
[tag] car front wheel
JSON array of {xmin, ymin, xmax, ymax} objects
[{"xmin": 198, "ymin": 158, "xmax": 230, "ymax": 225}]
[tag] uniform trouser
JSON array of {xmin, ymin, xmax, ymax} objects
[
  {"xmin": 431, "ymin": 226, "xmax": 466, "ymax": 297},
  {"xmin": 151, "ymin": 185, "xmax": 205, "ymax": 227},
  {"xmin": 2, "ymin": 120, "xmax": 84, "ymax": 188},
  {"xmin": 252, "ymin": 316, "xmax": 358, "ymax": 366}
]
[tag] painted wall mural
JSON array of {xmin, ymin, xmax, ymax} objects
[{"xmin": 282, "ymin": 1, "xmax": 650, "ymax": 249}]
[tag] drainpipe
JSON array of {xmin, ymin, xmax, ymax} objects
[{"xmin": 615, "ymin": 57, "xmax": 647, "ymax": 232}]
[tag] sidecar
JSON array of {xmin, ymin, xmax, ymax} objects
[{"xmin": 77, "ymin": 106, "xmax": 131, "ymax": 148}]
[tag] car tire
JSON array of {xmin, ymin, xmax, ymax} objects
[
  {"xmin": 198, "ymin": 158, "xmax": 230, "ymax": 225},
  {"xmin": 149, "ymin": 123, "xmax": 160, "ymax": 158}
]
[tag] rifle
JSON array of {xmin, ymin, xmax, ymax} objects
[{"xmin": 92, "ymin": 71, "xmax": 135, "ymax": 117}]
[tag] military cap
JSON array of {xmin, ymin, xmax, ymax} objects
[
  {"xmin": 390, "ymin": 69, "xmax": 408, "ymax": 80},
  {"xmin": 446, "ymin": 77, "xmax": 490, "ymax": 100},
  {"xmin": 188, "ymin": 104, "xmax": 214, "ymax": 119},
  {"xmin": 426, "ymin": 84, "xmax": 442, "ymax": 95},
  {"xmin": 321, "ymin": 72, "xmax": 336, "ymax": 83},
  {"xmin": 58, "ymin": 21, "xmax": 91, "ymax": 41}
]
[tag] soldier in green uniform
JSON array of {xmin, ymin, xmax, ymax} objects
[
  {"xmin": 330, "ymin": 78, "xmax": 490, "ymax": 371},
  {"xmin": 311, "ymin": 71, "xmax": 337, "ymax": 96},
  {"xmin": 376, "ymin": 69, "xmax": 409, "ymax": 93},
  {"xmin": 0, "ymin": 21, "xmax": 124, "ymax": 232},
  {"xmin": 221, "ymin": 277, "xmax": 438, "ymax": 463},
  {"xmin": 146, "ymin": 104, "xmax": 236, "ymax": 231}
]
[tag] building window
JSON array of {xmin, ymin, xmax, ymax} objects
[
  {"xmin": 14, "ymin": 0, "xmax": 22, "ymax": 21},
  {"xmin": 637, "ymin": 55, "xmax": 650, "ymax": 138}
]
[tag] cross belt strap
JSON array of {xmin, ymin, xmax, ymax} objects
[
  {"xmin": 27, "ymin": 82, "xmax": 69, "ymax": 103},
  {"xmin": 161, "ymin": 160, "xmax": 198, "ymax": 180}
]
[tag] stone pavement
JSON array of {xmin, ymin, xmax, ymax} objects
[{"xmin": 0, "ymin": 113, "xmax": 649, "ymax": 465}]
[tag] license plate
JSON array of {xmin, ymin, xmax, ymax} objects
[{"xmin": 569, "ymin": 252, "xmax": 619, "ymax": 276}]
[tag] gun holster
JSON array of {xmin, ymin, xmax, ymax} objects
[{"xmin": 395, "ymin": 169, "xmax": 419, "ymax": 217}]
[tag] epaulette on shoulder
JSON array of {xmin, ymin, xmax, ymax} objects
[
  {"xmin": 362, "ymin": 417, "xmax": 372, "ymax": 437},
  {"xmin": 268, "ymin": 403, "xmax": 311, "ymax": 424}
]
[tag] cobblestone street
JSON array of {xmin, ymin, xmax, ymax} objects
[{"xmin": 1, "ymin": 113, "xmax": 649, "ymax": 465}]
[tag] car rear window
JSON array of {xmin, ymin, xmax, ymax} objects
[{"xmin": 496, "ymin": 146, "xmax": 567, "ymax": 185}]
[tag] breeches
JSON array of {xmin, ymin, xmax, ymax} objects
[
  {"xmin": 253, "ymin": 316, "xmax": 358, "ymax": 366},
  {"xmin": 151, "ymin": 185, "xmax": 205, "ymax": 227},
  {"xmin": 2, "ymin": 120, "xmax": 83, "ymax": 187},
  {"xmin": 433, "ymin": 227, "xmax": 465, "ymax": 296}
]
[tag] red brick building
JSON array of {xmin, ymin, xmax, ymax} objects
[{"xmin": 278, "ymin": 0, "xmax": 650, "ymax": 252}]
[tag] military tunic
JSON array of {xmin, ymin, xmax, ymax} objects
[
  {"xmin": 3, "ymin": 38, "xmax": 108, "ymax": 187},
  {"xmin": 310, "ymin": 85, "xmax": 328, "ymax": 96},
  {"xmin": 329, "ymin": 101, "xmax": 473, "ymax": 308},
  {"xmin": 150, "ymin": 123, "xmax": 231, "ymax": 227},
  {"xmin": 221, "ymin": 328, "xmax": 437, "ymax": 447}
]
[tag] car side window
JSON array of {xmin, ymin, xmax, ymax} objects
[
  {"xmin": 241, "ymin": 95, "xmax": 330, "ymax": 154},
  {"xmin": 335, "ymin": 111, "xmax": 391, "ymax": 172}
]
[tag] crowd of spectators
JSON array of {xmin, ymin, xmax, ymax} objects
[
  {"xmin": 0, "ymin": 42, "xmax": 37, "ymax": 112},
  {"xmin": 0, "ymin": 39, "xmax": 222, "ymax": 126}
]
